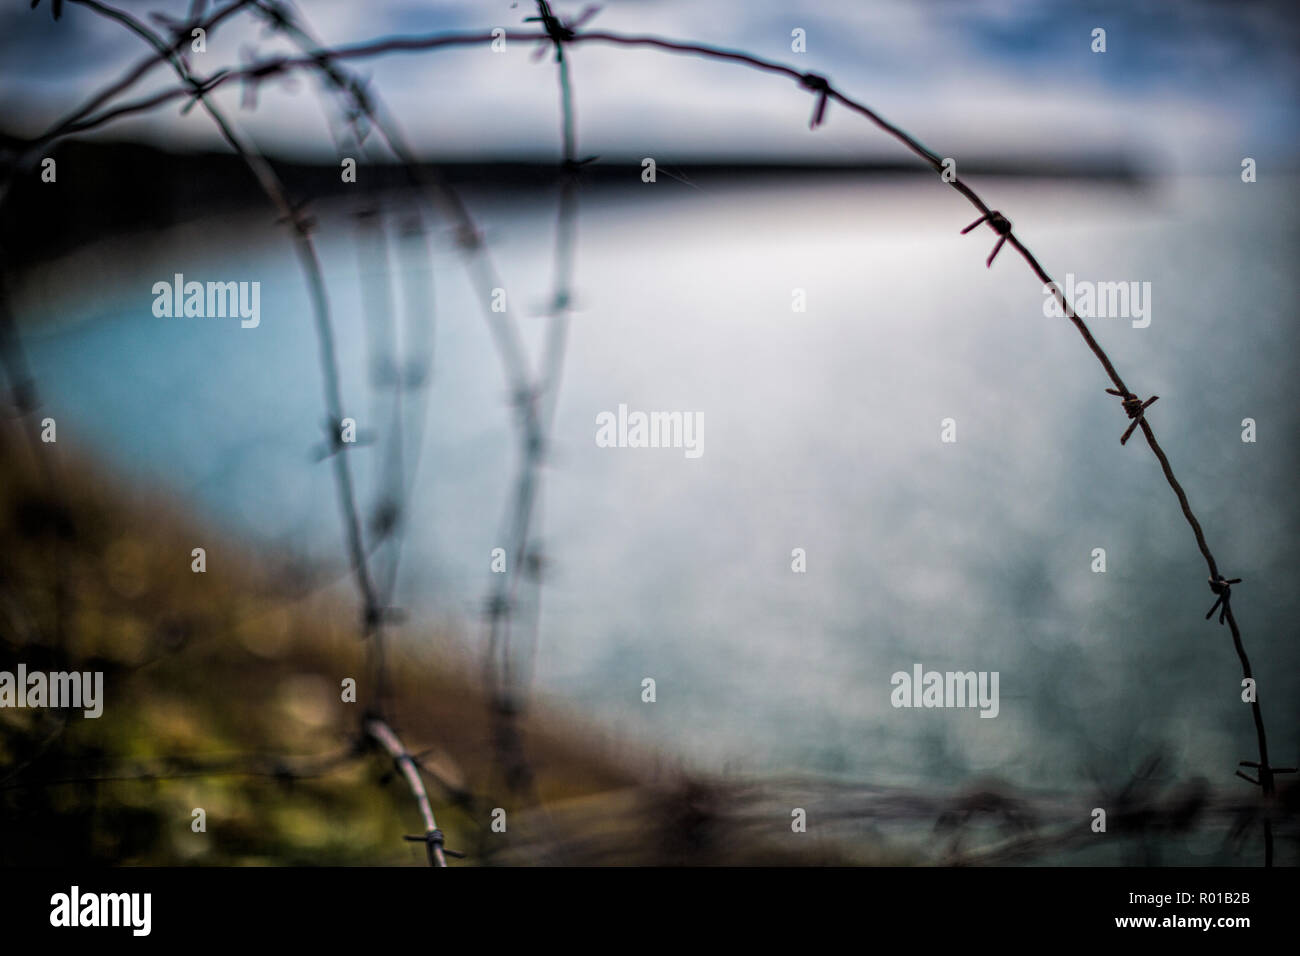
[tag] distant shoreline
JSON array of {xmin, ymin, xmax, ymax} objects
[{"xmin": 0, "ymin": 136, "xmax": 1148, "ymax": 271}]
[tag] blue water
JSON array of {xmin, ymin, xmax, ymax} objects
[{"xmin": 15, "ymin": 174, "xmax": 1300, "ymax": 825}]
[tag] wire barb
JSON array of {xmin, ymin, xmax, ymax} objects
[
  {"xmin": 960, "ymin": 210, "xmax": 1013, "ymax": 267},
  {"xmin": 799, "ymin": 73, "xmax": 831, "ymax": 129},
  {"xmin": 1104, "ymin": 388, "xmax": 1158, "ymax": 445},
  {"xmin": 1205, "ymin": 575, "xmax": 1241, "ymax": 625},
  {"xmin": 525, "ymin": 0, "xmax": 574, "ymax": 62},
  {"xmin": 403, "ymin": 829, "xmax": 466, "ymax": 861},
  {"xmin": 1236, "ymin": 759, "xmax": 1296, "ymax": 789}
]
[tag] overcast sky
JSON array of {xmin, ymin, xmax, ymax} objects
[{"xmin": 2, "ymin": 0, "xmax": 1297, "ymax": 171}]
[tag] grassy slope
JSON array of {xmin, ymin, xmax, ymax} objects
[{"xmin": 0, "ymin": 425, "xmax": 854, "ymax": 865}]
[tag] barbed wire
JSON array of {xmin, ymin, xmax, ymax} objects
[
  {"xmin": 0, "ymin": 0, "xmax": 1290, "ymax": 866},
  {"xmin": 479, "ymin": 1, "xmax": 585, "ymax": 818},
  {"xmin": 243, "ymin": 0, "xmax": 562, "ymax": 844}
]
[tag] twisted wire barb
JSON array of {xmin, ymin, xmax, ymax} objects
[{"xmin": 1104, "ymin": 388, "xmax": 1159, "ymax": 446}]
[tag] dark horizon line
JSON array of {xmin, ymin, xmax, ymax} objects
[
  {"xmin": 0, "ymin": 131, "xmax": 1159, "ymax": 181},
  {"xmin": 0, "ymin": 135, "xmax": 1154, "ymax": 270}
]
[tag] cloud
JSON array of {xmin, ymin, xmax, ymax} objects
[{"xmin": 0, "ymin": 0, "xmax": 1295, "ymax": 170}]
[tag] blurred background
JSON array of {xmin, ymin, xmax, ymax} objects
[{"xmin": 0, "ymin": 0, "xmax": 1297, "ymax": 865}]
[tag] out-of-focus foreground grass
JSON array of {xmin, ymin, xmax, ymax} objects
[{"xmin": 0, "ymin": 423, "xmax": 859, "ymax": 865}]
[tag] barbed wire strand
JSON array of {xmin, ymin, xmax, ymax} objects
[
  {"xmin": 255, "ymin": 0, "xmax": 558, "ymax": 850},
  {"xmin": 59, "ymin": 0, "xmax": 458, "ymax": 864},
  {"xmin": 238, "ymin": 0, "xmax": 571, "ymax": 829},
  {"xmin": 249, "ymin": 5, "xmax": 438, "ymax": 623},
  {"xmin": 474, "ymin": 4, "xmax": 588, "ymax": 842},
  {"xmin": 367, "ymin": 717, "xmax": 461, "ymax": 866}
]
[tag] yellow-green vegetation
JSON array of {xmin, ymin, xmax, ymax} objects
[
  {"xmin": 0, "ymin": 424, "xmax": 642, "ymax": 865},
  {"xmin": 0, "ymin": 425, "xmax": 858, "ymax": 865}
]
